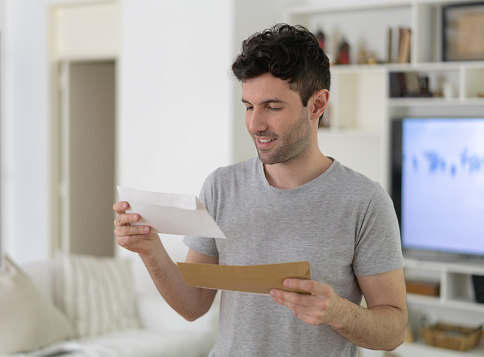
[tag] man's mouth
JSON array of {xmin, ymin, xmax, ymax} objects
[{"xmin": 258, "ymin": 138, "xmax": 275, "ymax": 143}]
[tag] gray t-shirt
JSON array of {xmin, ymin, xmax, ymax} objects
[{"xmin": 184, "ymin": 157, "xmax": 403, "ymax": 357}]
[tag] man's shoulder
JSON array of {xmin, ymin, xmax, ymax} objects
[
  {"xmin": 329, "ymin": 159, "xmax": 384, "ymax": 196},
  {"xmin": 210, "ymin": 157, "xmax": 259, "ymax": 178},
  {"xmin": 330, "ymin": 160, "xmax": 376, "ymax": 184},
  {"xmin": 204, "ymin": 157, "xmax": 259, "ymax": 187}
]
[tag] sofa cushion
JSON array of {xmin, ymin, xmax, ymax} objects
[
  {"xmin": 0, "ymin": 255, "xmax": 76, "ymax": 354},
  {"xmin": 55, "ymin": 254, "xmax": 140, "ymax": 337},
  {"xmin": 45, "ymin": 329, "xmax": 215, "ymax": 357}
]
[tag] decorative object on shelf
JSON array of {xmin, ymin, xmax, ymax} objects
[
  {"xmin": 336, "ymin": 38, "xmax": 350, "ymax": 65},
  {"xmin": 357, "ymin": 50, "xmax": 378, "ymax": 65},
  {"xmin": 473, "ymin": 275, "xmax": 484, "ymax": 304},
  {"xmin": 442, "ymin": 81, "xmax": 455, "ymax": 99},
  {"xmin": 418, "ymin": 75, "xmax": 431, "ymax": 96},
  {"xmin": 315, "ymin": 28, "xmax": 325, "ymax": 50},
  {"xmin": 366, "ymin": 51, "xmax": 377, "ymax": 65},
  {"xmin": 442, "ymin": 1, "xmax": 484, "ymax": 61},
  {"xmin": 420, "ymin": 319, "xmax": 483, "ymax": 352},
  {"xmin": 357, "ymin": 50, "xmax": 367, "ymax": 65}
]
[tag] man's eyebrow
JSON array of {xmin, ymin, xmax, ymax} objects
[{"xmin": 241, "ymin": 98, "xmax": 286, "ymax": 105}]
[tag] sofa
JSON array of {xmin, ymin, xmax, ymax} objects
[{"xmin": 0, "ymin": 253, "xmax": 219, "ymax": 357}]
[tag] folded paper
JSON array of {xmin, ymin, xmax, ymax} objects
[
  {"xmin": 177, "ymin": 261, "xmax": 311, "ymax": 295},
  {"xmin": 116, "ymin": 186, "xmax": 226, "ymax": 239}
]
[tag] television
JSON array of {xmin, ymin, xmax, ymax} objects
[{"xmin": 390, "ymin": 117, "xmax": 484, "ymax": 260}]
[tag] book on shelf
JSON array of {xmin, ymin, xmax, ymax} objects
[
  {"xmin": 389, "ymin": 72, "xmax": 433, "ymax": 98},
  {"xmin": 398, "ymin": 27, "xmax": 411, "ymax": 64}
]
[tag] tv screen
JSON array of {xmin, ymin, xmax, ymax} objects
[{"xmin": 391, "ymin": 117, "xmax": 484, "ymax": 258}]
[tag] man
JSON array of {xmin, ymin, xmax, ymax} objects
[{"xmin": 114, "ymin": 24, "xmax": 407, "ymax": 356}]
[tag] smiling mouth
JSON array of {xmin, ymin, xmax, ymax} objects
[{"xmin": 258, "ymin": 138, "xmax": 275, "ymax": 143}]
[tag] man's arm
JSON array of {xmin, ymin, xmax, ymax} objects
[
  {"xmin": 270, "ymin": 268, "xmax": 408, "ymax": 351},
  {"xmin": 114, "ymin": 201, "xmax": 218, "ymax": 321}
]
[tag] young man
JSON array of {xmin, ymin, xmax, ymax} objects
[{"xmin": 114, "ymin": 24, "xmax": 407, "ymax": 356}]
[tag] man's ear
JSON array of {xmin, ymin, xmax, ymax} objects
[{"xmin": 309, "ymin": 89, "xmax": 329, "ymax": 122}]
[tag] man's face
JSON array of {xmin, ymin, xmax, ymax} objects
[{"xmin": 242, "ymin": 73, "xmax": 312, "ymax": 165}]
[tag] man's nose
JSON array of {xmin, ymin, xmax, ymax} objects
[{"xmin": 247, "ymin": 108, "xmax": 268, "ymax": 133}]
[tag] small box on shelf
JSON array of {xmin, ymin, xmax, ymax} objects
[{"xmin": 406, "ymin": 279, "xmax": 440, "ymax": 297}]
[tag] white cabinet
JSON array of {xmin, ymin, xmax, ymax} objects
[{"xmin": 286, "ymin": 1, "xmax": 484, "ymax": 356}]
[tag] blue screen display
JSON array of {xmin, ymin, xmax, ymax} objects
[{"xmin": 401, "ymin": 118, "xmax": 484, "ymax": 256}]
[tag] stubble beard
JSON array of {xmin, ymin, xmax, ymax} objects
[{"xmin": 254, "ymin": 108, "xmax": 312, "ymax": 166}]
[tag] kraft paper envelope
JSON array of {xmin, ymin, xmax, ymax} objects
[
  {"xmin": 177, "ymin": 261, "xmax": 311, "ymax": 295},
  {"xmin": 117, "ymin": 186, "xmax": 226, "ymax": 239}
]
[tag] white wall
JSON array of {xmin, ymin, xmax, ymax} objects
[
  {"xmin": 1, "ymin": 0, "xmax": 76, "ymax": 264},
  {"xmin": 118, "ymin": 0, "xmax": 232, "ymax": 195},
  {"xmin": 117, "ymin": 0, "xmax": 233, "ymax": 262}
]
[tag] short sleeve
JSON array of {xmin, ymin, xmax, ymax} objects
[
  {"xmin": 353, "ymin": 185, "xmax": 404, "ymax": 276},
  {"xmin": 183, "ymin": 172, "xmax": 219, "ymax": 257}
]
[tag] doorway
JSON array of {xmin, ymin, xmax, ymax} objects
[{"xmin": 53, "ymin": 60, "xmax": 116, "ymax": 257}]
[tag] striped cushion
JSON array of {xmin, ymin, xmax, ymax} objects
[{"xmin": 56, "ymin": 254, "xmax": 140, "ymax": 337}]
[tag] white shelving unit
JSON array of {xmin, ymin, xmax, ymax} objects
[
  {"xmin": 286, "ymin": 1, "xmax": 484, "ymax": 356},
  {"xmin": 285, "ymin": 0, "xmax": 484, "ymax": 189}
]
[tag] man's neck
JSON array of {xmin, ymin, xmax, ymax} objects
[{"xmin": 263, "ymin": 149, "xmax": 333, "ymax": 190}]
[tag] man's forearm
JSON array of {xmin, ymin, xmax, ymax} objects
[
  {"xmin": 330, "ymin": 297, "xmax": 407, "ymax": 351},
  {"xmin": 139, "ymin": 244, "xmax": 215, "ymax": 321}
]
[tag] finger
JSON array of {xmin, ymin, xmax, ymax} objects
[
  {"xmin": 115, "ymin": 212, "xmax": 141, "ymax": 226},
  {"xmin": 114, "ymin": 223, "xmax": 151, "ymax": 237},
  {"xmin": 283, "ymin": 279, "xmax": 320, "ymax": 295},
  {"xmin": 116, "ymin": 232, "xmax": 153, "ymax": 249},
  {"xmin": 271, "ymin": 289, "xmax": 314, "ymax": 308},
  {"xmin": 113, "ymin": 201, "xmax": 130, "ymax": 214}
]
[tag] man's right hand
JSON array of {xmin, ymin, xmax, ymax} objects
[
  {"xmin": 113, "ymin": 201, "xmax": 159, "ymax": 256},
  {"xmin": 113, "ymin": 201, "xmax": 218, "ymax": 321}
]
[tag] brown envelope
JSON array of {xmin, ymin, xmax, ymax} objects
[{"xmin": 177, "ymin": 261, "xmax": 311, "ymax": 295}]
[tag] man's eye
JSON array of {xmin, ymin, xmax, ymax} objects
[
  {"xmin": 269, "ymin": 107, "xmax": 282, "ymax": 111},
  {"xmin": 245, "ymin": 106, "xmax": 253, "ymax": 111}
]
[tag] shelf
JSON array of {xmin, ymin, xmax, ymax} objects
[
  {"xmin": 408, "ymin": 293, "xmax": 484, "ymax": 313},
  {"xmin": 329, "ymin": 61, "xmax": 484, "ymax": 72},
  {"xmin": 285, "ymin": 1, "xmax": 411, "ymax": 16},
  {"xmin": 387, "ymin": 61, "xmax": 484, "ymax": 70},
  {"xmin": 317, "ymin": 127, "xmax": 381, "ymax": 136},
  {"xmin": 396, "ymin": 341, "xmax": 484, "ymax": 357},
  {"xmin": 404, "ymin": 257, "xmax": 484, "ymax": 274},
  {"xmin": 330, "ymin": 64, "xmax": 387, "ymax": 73},
  {"xmin": 388, "ymin": 98, "xmax": 484, "ymax": 107}
]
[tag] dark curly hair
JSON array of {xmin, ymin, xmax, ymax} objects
[{"xmin": 232, "ymin": 23, "xmax": 330, "ymax": 108}]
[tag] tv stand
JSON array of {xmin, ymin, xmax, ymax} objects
[{"xmin": 401, "ymin": 256, "xmax": 484, "ymax": 355}]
